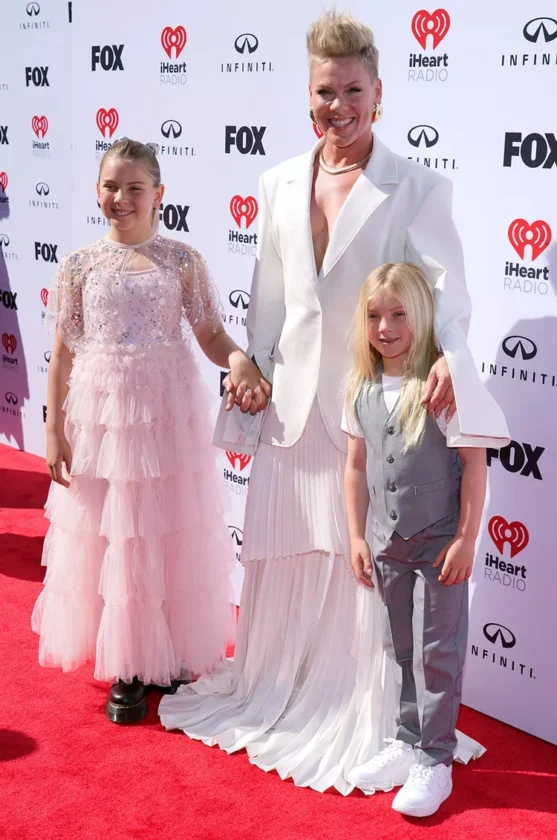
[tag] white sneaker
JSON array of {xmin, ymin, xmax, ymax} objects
[
  {"xmin": 392, "ymin": 763, "xmax": 453, "ymax": 817},
  {"xmin": 347, "ymin": 739, "xmax": 416, "ymax": 792}
]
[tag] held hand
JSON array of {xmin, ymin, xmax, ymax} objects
[
  {"xmin": 350, "ymin": 538, "xmax": 374, "ymax": 590},
  {"xmin": 46, "ymin": 431, "xmax": 72, "ymax": 489},
  {"xmin": 432, "ymin": 536, "xmax": 475, "ymax": 586},
  {"xmin": 223, "ymin": 372, "xmax": 272, "ymax": 415},
  {"xmin": 422, "ymin": 354, "xmax": 456, "ymax": 420},
  {"xmin": 224, "ymin": 354, "xmax": 272, "ymax": 415}
]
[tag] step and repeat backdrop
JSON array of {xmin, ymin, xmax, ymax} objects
[{"xmin": 0, "ymin": 1, "xmax": 555, "ymax": 744}]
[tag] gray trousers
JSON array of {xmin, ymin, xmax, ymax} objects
[{"xmin": 372, "ymin": 513, "xmax": 468, "ymax": 767}]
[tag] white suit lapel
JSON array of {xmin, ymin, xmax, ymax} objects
[
  {"xmin": 283, "ymin": 144, "xmax": 321, "ymax": 281},
  {"xmin": 322, "ymin": 136, "xmax": 399, "ymax": 278}
]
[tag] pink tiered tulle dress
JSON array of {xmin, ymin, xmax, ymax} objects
[{"xmin": 32, "ymin": 233, "xmax": 234, "ymax": 685}]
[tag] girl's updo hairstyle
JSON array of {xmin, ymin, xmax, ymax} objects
[
  {"xmin": 98, "ymin": 138, "xmax": 161, "ymax": 187},
  {"xmin": 306, "ymin": 9, "xmax": 379, "ymax": 80}
]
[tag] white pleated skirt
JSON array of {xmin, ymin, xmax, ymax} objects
[{"xmin": 159, "ymin": 403, "xmax": 484, "ymax": 794}]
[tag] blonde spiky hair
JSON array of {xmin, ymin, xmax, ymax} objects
[{"xmin": 307, "ymin": 9, "xmax": 379, "ymax": 79}]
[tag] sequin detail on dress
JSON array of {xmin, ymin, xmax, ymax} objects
[{"xmin": 44, "ymin": 232, "xmax": 224, "ymax": 352}]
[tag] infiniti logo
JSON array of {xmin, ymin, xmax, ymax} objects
[
  {"xmin": 161, "ymin": 119, "xmax": 182, "ymax": 139},
  {"xmin": 36, "ymin": 182, "xmax": 50, "ymax": 196},
  {"xmin": 228, "ymin": 525, "xmax": 243, "ymax": 546},
  {"xmin": 407, "ymin": 125, "xmax": 439, "ymax": 149},
  {"xmin": 5, "ymin": 392, "xmax": 18, "ymax": 405},
  {"xmin": 483, "ymin": 623, "xmax": 517, "ymax": 649},
  {"xmin": 44, "ymin": 350, "xmax": 51, "ymax": 363},
  {"xmin": 523, "ymin": 17, "xmax": 557, "ymax": 43},
  {"xmin": 502, "ymin": 335, "xmax": 537, "ymax": 361},
  {"xmin": 0, "ymin": 234, "xmax": 10, "ymax": 247},
  {"xmin": 229, "ymin": 289, "xmax": 250, "ymax": 309},
  {"xmin": 234, "ymin": 33, "xmax": 258, "ymax": 54},
  {"xmin": 26, "ymin": 2, "xmax": 40, "ymax": 15}
]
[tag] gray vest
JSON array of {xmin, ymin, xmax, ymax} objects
[{"xmin": 356, "ymin": 374, "xmax": 461, "ymax": 540}]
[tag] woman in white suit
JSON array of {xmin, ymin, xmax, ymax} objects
[{"xmin": 160, "ymin": 11, "xmax": 508, "ymax": 794}]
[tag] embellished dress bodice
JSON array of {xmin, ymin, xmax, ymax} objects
[{"xmin": 46, "ymin": 233, "xmax": 222, "ymax": 353}]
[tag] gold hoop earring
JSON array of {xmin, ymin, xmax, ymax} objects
[{"xmin": 372, "ymin": 103, "xmax": 383, "ymax": 124}]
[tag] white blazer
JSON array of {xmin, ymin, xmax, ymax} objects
[{"xmin": 214, "ymin": 136, "xmax": 509, "ymax": 453}]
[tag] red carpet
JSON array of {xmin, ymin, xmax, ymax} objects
[{"xmin": 1, "ymin": 443, "xmax": 556, "ymax": 840}]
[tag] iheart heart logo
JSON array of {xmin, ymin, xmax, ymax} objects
[
  {"xmin": 0, "ymin": 172, "xmax": 8, "ymax": 191},
  {"xmin": 40, "ymin": 288, "xmax": 49, "ymax": 307},
  {"xmin": 96, "ymin": 108, "xmax": 119, "ymax": 138},
  {"xmin": 2, "ymin": 333, "xmax": 17, "ymax": 354},
  {"xmin": 161, "ymin": 26, "xmax": 187, "ymax": 59},
  {"xmin": 411, "ymin": 9, "xmax": 451, "ymax": 49},
  {"xmin": 230, "ymin": 195, "xmax": 258, "ymax": 229},
  {"xmin": 508, "ymin": 219, "xmax": 551, "ymax": 261},
  {"xmin": 32, "ymin": 116, "xmax": 48, "ymax": 138},
  {"xmin": 226, "ymin": 451, "xmax": 252, "ymax": 471},
  {"xmin": 488, "ymin": 515, "xmax": 529, "ymax": 558}
]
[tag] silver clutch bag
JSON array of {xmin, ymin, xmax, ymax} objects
[{"xmin": 212, "ymin": 390, "xmax": 269, "ymax": 456}]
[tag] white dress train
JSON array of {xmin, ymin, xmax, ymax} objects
[{"xmin": 159, "ymin": 404, "xmax": 485, "ymax": 795}]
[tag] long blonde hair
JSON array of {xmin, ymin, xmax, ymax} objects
[{"xmin": 345, "ymin": 263, "xmax": 438, "ymax": 450}]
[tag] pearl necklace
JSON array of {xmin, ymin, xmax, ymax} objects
[{"xmin": 318, "ymin": 148, "xmax": 372, "ymax": 175}]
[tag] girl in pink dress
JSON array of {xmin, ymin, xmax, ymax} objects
[{"xmin": 32, "ymin": 138, "xmax": 269, "ymax": 723}]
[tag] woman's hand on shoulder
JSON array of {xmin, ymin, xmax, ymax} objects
[
  {"xmin": 422, "ymin": 353, "xmax": 456, "ymax": 420},
  {"xmin": 224, "ymin": 351, "xmax": 272, "ymax": 415}
]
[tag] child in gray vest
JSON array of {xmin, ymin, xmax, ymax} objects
[{"xmin": 342, "ymin": 262, "xmax": 488, "ymax": 817}]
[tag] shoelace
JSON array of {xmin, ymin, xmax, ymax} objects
[
  {"xmin": 374, "ymin": 738, "xmax": 409, "ymax": 768},
  {"xmin": 408, "ymin": 764, "xmax": 435, "ymax": 792}
]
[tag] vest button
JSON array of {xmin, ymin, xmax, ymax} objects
[
  {"xmin": 389, "ymin": 482, "xmax": 397, "ymax": 492},
  {"xmin": 386, "ymin": 455, "xmax": 395, "ymax": 464},
  {"xmin": 390, "ymin": 511, "xmax": 398, "ymax": 521},
  {"xmin": 387, "ymin": 426, "xmax": 395, "ymax": 435}
]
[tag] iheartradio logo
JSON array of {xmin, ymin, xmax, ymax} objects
[
  {"xmin": 226, "ymin": 451, "xmax": 251, "ymax": 471},
  {"xmin": 40, "ymin": 288, "xmax": 49, "ymax": 307},
  {"xmin": 0, "ymin": 172, "xmax": 7, "ymax": 191},
  {"xmin": 161, "ymin": 26, "xmax": 187, "ymax": 59},
  {"xmin": 411, "ymin": 9, "xmax": 451, "ymax": 49},
  {"xmin": 508, "ymin": 219, "xmax": 551, "ymax": 262},
  {"xmin": 488, "ymin": 515, "xmax": 529, "ymax": 558},
  {"xmin": 32, "ymin": 116, "xmax": 48, "ymax": 139},
  {"xmin": 2, "ymin": 333, "xmax": 17, "ymax": 355},
  {"xmin": 230, "ymin": 195, "xmax": 258, "ymax": 229},
  {"xmin": 96, "ymin": 108, "xmax": 119, "ymax": 138}
]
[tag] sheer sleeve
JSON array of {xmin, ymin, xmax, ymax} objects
[
  {"xmin": 44, "ymin": 253, "xmax": 84, "ymax": 351},
  {"xmin": 178, "ymin": 246, "xmax": 224, "ymax": 338}
]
